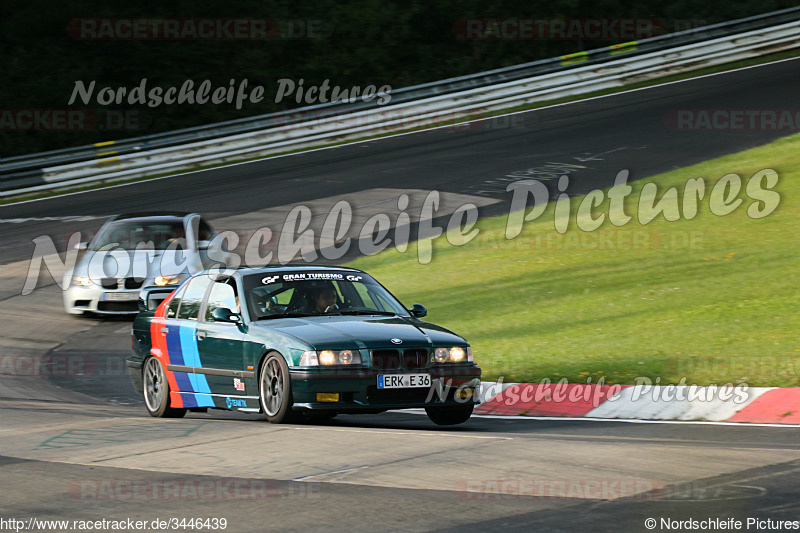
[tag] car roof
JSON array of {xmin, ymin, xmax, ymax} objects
[
  {"xmin": 109, "ymin": 212, "xmax": 195, "ymax": 221},
  {"xmin": 223, "ymin": 265, "xmax": 366, "ymax": 278}
]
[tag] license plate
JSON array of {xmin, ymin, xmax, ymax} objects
[
  {"xmin": 104, "ymin": 292, "xmax": 138, "ymax": 301},
  {"xmin": 378, "ymin": 374, "xmax": 431, "ymax": 389}
]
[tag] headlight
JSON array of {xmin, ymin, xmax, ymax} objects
[
  {"xmin": 339, "ymin": 350, "xmax": 354, "ymax": 364},
  {"xmin": 449, "ymin": 347, "xmax": 465, "ymax": 362},
  {"xmin": 433, "ymin": 346, "xmax": 471, "ymax": 363},
  {"xmin": 154, "ymin": 275, "xmax": 181, "ymax": 286},
  {"xmin": 299, "ymin": 350, "xmax": 362, "ymax": 366},
  {"xmin": 72, "ymin": 276, "xmax": 92, "ymax": 287},
  {"xmin": 318, "ymin": 350, "xmax": 337, "ymax": 365},
  {"xmin": 299, "ymin": 351, "xmax": 319, "ymax": 366}
]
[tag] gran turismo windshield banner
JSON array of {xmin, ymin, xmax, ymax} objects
[{"xmin": 252, "ymin": 271, "xmax": 370, "ymax": 285}]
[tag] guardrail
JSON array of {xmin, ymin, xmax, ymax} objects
[{"xmin": 2, "ymin": 7, "xmax": 800, "ymax": 197}]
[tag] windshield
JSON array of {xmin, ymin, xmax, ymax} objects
[
  {"xmin": 243, "ymin": 271, "xmax": 410, "ymax": 320},
  {"xmin": 92, "ymin": 220, "xmax": 186, "ymax": 250}
]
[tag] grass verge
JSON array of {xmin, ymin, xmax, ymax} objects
[{"xmin": 349, "ymin": 133, "xmax": 800, "ymax": 387}]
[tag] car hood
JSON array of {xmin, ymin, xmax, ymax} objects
[
  {"xmin": 71, "ymin": 248, "xmax": 204, "ymax": 280},
  {"xmin": 250, "ymin": 315, "xmax": 466, "ymax": 350}
]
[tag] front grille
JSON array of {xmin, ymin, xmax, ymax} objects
[
  {"xmin": 371, "ymin": 349, "xmax": 428, "ymax": 370},
  {"xmin": 124, "ymin": 278, "xmax": 144, "ymax": 290},
  {"xmin": 402, "ymin": 349, "xmax": 428, "ymax": 370},
  {"xmin": 97, "ymin": 301, "xmax": 139, "ymax": 312},
  {"xmin": 100, "ymin": 277, "xmax": 143, "ymax": 290}
]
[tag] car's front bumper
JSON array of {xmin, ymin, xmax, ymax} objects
[
  {"xmin": 289, "ymin": 365, "xmax": 482, "ymax": 412},
  {"xmin": 64, "ymin": 284, "xmax": 141, "ymax": 315}
]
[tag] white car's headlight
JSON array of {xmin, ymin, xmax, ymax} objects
[
  {"xmin": 72, "ymin": 276, "xmax": 92, "ymax": 287},
  {"xmin": 154, "ymin": 275, "xmax": 181, "ymax": 286},
  {"xmin": 300, "ymin": 350, "xmax": 362, "ymax": 366}
]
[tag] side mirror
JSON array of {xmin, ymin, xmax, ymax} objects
[
  {"xmin": 138, "ymin": 287, "xmax": 175, "ymax": 312},
  {"xmin": 212, "ymin": 307, "xmax": 241, "ymax": 323},
  {"xmin": 73, "ymin": 242, "xmax": 89, "ymax": 251},
  {"xmin": 409, "ymin": 304, "xmax": 427, "ymax": 318}
]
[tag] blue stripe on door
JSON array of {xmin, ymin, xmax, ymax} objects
[
  {"xmin": 173, "ymin": 372, "xmax": 194, "ymax": 393},
  {"xmin": 165, "ymin": 322, "xmax": 185, "ymax": 366},
  {"xmin": 180, "ymin": 392, "xmax": 215, "ymax": 408},
  {"xmin": 179, "ymin": 322, "xmax": 212, "ymax": 394},
  {"xmin": 166, "ymin": 321, "xmax": 191, "ymax": 392},
  {"xmin": 179, "ymin": 392, "xmax": 198, "ymax": 408}
]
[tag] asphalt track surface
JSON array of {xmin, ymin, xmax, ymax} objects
[{"xmin": 1, "ymin": 58, "xmax": 800, "ymax": 531}]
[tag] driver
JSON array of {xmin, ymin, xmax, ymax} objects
[{"xmin": 308, "ymin": 283, "xmax": 338, "ymax": 313}]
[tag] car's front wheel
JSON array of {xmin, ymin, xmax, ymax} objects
[
  {"xmin": 143, "ymin": 357, "xmax": 186, "ymax": 418},
  {"xmin": 259, "ymin": 353, "xmax": 297, "ymax": 423},
  {"xmin": 425, "ymin": 404, "xmax": 474, "ymax": 425}
]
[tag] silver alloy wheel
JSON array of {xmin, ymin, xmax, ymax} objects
[
  {"xmin": 144, "ymin": 357, "xmax": 166, "ymax": 413},
  {"xmin": 261, "ymin": 357, "xmax": 284, "ymax": 416}
]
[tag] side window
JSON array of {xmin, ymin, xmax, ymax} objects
[
  {"xmin": 352, "ymin": 283, "xmax": 389, "ymax": 310},
  {"xmin": 275, "ymin": 286, "xmax": 294, "ymax": 305},
  {"xmin": 198, "ymin": 219, "xmax": 215, "ymax": 241},
  {"xmin": 358, "ymin": 285, "xmax": 392, "ymax": 312},
  {"xmin": 372, "ymin": 290, "xmax": 394, "ymax": 312},
  {"xmin": 177, "ymin": 276, "xmax": 213, "ymax": 320},
  {"xmin": 353, "ymin": 284, "xmax": 372, "ymax": 308},
  {"xmin": 197, "ymin": 219, "xmax": 218, "ymax": 270},
  {"xmin": 165, "ymin": 284, "xmax": 188, "ymax": 319},
  {"xmin": 205, "ymin": 281, "xmax": 238, "ymax": 321}
]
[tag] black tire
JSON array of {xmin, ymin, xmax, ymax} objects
[
  {"xmin": 143, "ymin": 357, "xmax": 186, "ymax": 418},
  {"xmin": 259, "ymin": 353, "xmax": 297, "ymax": 423},
  {"xmin": 425, "ymin": 404, "xmax": 474, "ymax": 426}
]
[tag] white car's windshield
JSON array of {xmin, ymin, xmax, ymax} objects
[
  {"xmin": 92, "ymin": 220, "xmax": 186, "ymax": 250},
  {"xmin": 243, "ymin": 272, "xmax": 410, "ymax": 319}
]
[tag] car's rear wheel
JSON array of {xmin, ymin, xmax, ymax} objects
[
  {"xmin": 143, "ymin": 357, "xmax": 186, "ymax": 418},
  {"xmin": 259, "ymin": 353, "xmax": 297, "ymax": 423},
  {"xmin": 425, "ymin": 404, "xmax": 474, "ymax": 425}
]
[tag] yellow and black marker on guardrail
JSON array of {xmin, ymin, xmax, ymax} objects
[
  {"xmin": 609, "ymin": 41, "xmax": 639, "ymax": 55},
  {"xmin": 559, "ymin": 51, "xmax": 589, "ymax": 66},
  {"xmin": 93, "ymin": 140, "xmax": 120, "ymax": 165},
  {"xmin": 560, "ymin": 41, "xmax": 639, "ymax": 65}
]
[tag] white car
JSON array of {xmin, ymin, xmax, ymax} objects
[{"xmin": 63, "ymin": 212, "xmax": 224, "ymax": 315}]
